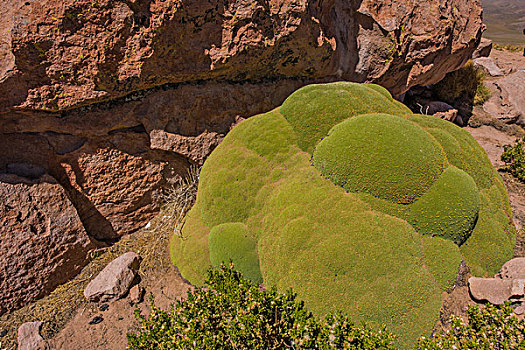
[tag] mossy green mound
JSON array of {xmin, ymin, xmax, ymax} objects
[
  {"xmin": 313, "ymin": 113, "xmax": 446, "ymax": 204},
  {"xmin": 208, "ymin": 223, "xmax": 262, "ymax": 284},
  {"xmin": 408, "ymin": 166, "xmax": 480, "ymax": 245},
  {"xmin": 170, "ymin": 82, "xmax": 515, "ymax": 349}
]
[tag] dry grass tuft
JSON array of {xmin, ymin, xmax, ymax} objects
[
  {"xmin": 0, "ymin": 166, "xmax": 199, "ymax": 350},
  {"xmin": 434, "ymin": 60, "xmax": 491, "ymax": 106},
  {"xmin": 493, "ymin": 43, "xmax": 525, "ymax": 53}
]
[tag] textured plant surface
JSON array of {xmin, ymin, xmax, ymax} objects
[
  {"xmin": 127, "ymin": 264, "xmax": 397, "ymax": 350},
  {"xmin": 502, "ymin": 138, "xmax": 525, "ymax": 182},
  {"xmin": 171, "ymin": 82, "xmax": 515, "ymax": 348},
  {"xmin": 414, "ymin": 303, "xmax": 525, "ymax": 350}
]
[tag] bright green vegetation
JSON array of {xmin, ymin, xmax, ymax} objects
[
  {"xmin": 313, "ymin": 113, "xmax": 446, "ymax": 204},
  {"xmin": 279, "ymin": 83, "xmax": 411, "ymax": 153},
  {"xmin": 208, "ymin": 223, "xmax": 262, "ymax": 284},
  {"xmin": 128, "ymin": 264, "xmax": 397, "ymax": 349},
  {"xmin": 414, "ymin": 303, "xmax": 525, "ymax": 349},
  {"xmin": 129, "ymin": 265, "xmax": 525, "ymax": 350},
  {"xmin": 170, "ymin": 82, "xmax": 515, "ymax": 348},
  {"xmin": 502, "ymin": 137, "xmax": 525, "ymax": 182},
  {"xmin": 407, "ymin": 166, "xmax": 480, "ymax": 245}
]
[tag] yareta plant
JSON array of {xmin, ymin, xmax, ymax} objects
[{"xmin": 170, "ymin": 82, "xmax": 515, "ymax": 348}]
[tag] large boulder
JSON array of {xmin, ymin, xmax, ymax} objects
[
  {"xmin": 171, "ymin": 82, "xmax": 515, "ymax": 348},
  {"xmin": 468, "ymin": 277, "xmax": 524, "ymax": 304},
  {"xmin": 472, "ymin": 38, "xmax": 493, "ymax": 59},
  {"xmin": 0, "ymin": 174, "xmax": 95, "ymax": 315},
  {"xmin": 498, "ymin": 258, "xmax": 525, "ymax": 279},
  {"xmin": 0, "ymin": 0, "xmax": 482, "ymax": 112},
  {"xmin": 483, "ymin": 70, "xmax": 525, "ymax": 125},
  {"xmin": 0, "ymin": 0, "xmax": 485, "ymax": 312}
]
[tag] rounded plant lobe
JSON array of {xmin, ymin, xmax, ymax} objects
[{"xmin": 313, "ymin": 113, "xmax": 447, "ymax": 204}]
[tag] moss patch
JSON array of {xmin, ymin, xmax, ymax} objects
[
  {"xmin": 408, "ymin": 166, "xmax": 480, "ymax": 245},
  {"xmin": 280, "ymin": 82, "xmax": 411, "ymax": 153}
]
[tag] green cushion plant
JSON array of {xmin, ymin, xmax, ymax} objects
[{"xmin": 170, "ymin": 82, "xmax": 515, "ymax": 348}]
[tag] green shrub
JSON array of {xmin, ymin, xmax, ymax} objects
[
  {"xmin": 502, "ymin": 137, "xmax": 525, "ymax": 182},
  {"xmin": 127, "ymin": 264, "xmax": 397, "ymax": 350},
  {"xmin": 171, "ymin": 82, "xmax": 515, "ymax": 348},
  {"xmin": 434, "ymin": 61, "xmax": 491, "ymax": 106},
  {"xmin": 493, "ymin": 43, "xmax": 525, "ymax": 53},
  {"xmin": 414, "ymin": 303, "xmax": 525, "ymax": 349}
]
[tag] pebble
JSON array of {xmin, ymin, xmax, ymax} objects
[{"xmin": 89, "ymin": 316, "xmax": 104, "ymax": 325}]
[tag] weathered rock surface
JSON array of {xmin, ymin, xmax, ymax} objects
[
  {"xmin": 468, "ymin": 277, "xmax": 524, "ymax": 304},
  {"xmin": 498, "ymin": 258, "xmax": 525, "ymax": 279},
  {"xmin": 0, "ymin": 0, "xmax": 482, "ymax": 112},
  {"xmin": 473, "ymin": 57, "xmax": 504, "ymax": 77},
  {"xmin": 17, "ymin": 322, "xmax": 44, "ymax": 350},
  {"xmin": 84, "ymin": 252, "xmax": 141, "ymax": 303},
  {"xmin": 483, "ymin": 70, "xmax": 525, "ymax": 125},
  {"xmin": 129, "ymin": 285, "xmax": 145, "ymax": 305},
  {"xmin": 0, "ymin": 174, "xmax": 96, "ymax": 316},
  {"xmin": 472, "ymin": 38, "xmax": 493, "ymax": 59}
]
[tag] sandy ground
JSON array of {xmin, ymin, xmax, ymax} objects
[{"xmin": 41, "ymin": 266, "xmax": 191, "ymax": 350}]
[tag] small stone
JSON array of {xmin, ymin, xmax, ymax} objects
[
  {"xmin": 498, "ymin": 258, "xmax": 525, "ymax": 279},
  {"xmin": 514, "ymin": 304, "xmax": 525, "ymax": 315},
  {"xmin": 434, "ymin": 109, "xmax": 458, "ymax": 122},
  {"xmin": 17, "ymin": 322, "xmax": 43, "ymax": 350},
  {"xmin": 473, "ymin": 57, "xmax": 504, "ymax": 77},
  {"xmin": 99, "ymin": 304, "xmax": 109, "ymax": 312},
  {"xmin": 129, "ymin": 285, "xmax": 144, "ymax": 304},
  {"xmin": 469, "ymin": 277, "xmax": 515, "ymax": 304},
  {"xmin": 88, "ymin": 316, "xmax": 104, "ymax": 325},
  {"xmin": 84, "ymin": 252, "xmax": 141, "ymax": 303}
]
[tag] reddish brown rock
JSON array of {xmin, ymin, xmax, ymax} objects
[
  {"xmin": 0, "ymin": 174, "xmax": 96, "ymax": 316},
  {"xmin": 129, "ymin": 285, "xmax": 145, "ymax": 305},
  {"xmin": 84, "ymin": 252, "xmax": 141, "ymax": 303},
  {"xmin": 468, "ymin": 277, "xmax": 525, "ymax": 304},
  {"xmin": 472, "ymin": 38, "xmax": 493, "ymax": 59},
  {"xmin": 498, "ymin": 258, "xmax": 525, "ymax": 280},
  {"xmin": 0, "ymin": 0, "xmax": 482, "ymax": 112},
  {"xmin": 17, "ymin": 322, "xmax": 44, "ymax": 350}
]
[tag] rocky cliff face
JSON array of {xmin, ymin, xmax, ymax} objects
[{"xmin": 0, "ymin": 0, "xmax": 483, "ymax": 314}]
